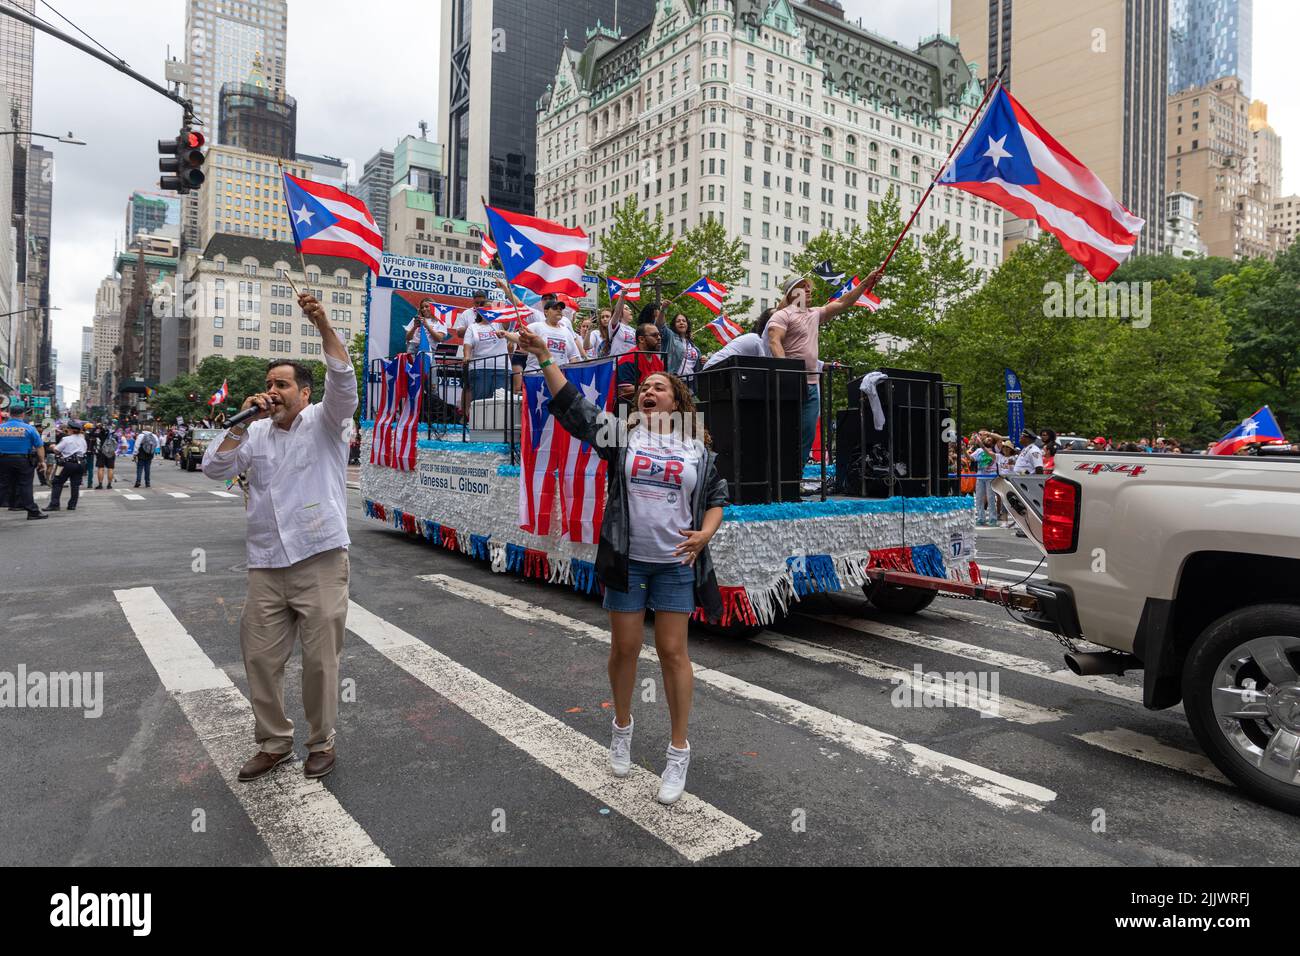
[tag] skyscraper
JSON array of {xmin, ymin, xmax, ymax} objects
[
  {"xmin": 951, "ymin": 0, "xmax": 1167, "ymax": 256},
  {"xmin": 439, "ymin": 0, "xmax": 658, "ymax": 222},
  {"xmin": 182, "ymin": 0, "xmax": 288, "ymax": 247},
  {"xmin": 24, "ymin": 144, "xmax": 52, "ymax": 389},
  {"xmin": 1168, "ymin": 0, "xmax": 1252, "ymax": 96},
  {"xmin": 2, "ymin": 0, "xmax": 34, "ymax": 390},
  {"xmin": 218, "ymin": 59, "xmax": 297, "ymax": 160},
  {"xmin": 0, "ymin": 0, "xmax": 33, "ymax": 149},
  {"xmin": 358, "ymin": 149, "xmax": 394, "ymax": 240}
]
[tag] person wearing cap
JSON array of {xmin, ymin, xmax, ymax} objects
[
  {"xmin": 1014, "ymin": 429, "xmax": 1045, "ymax": 474},
  {"xmin": 0, "ymin": 408, "xmax": 48, "ymax": 519},
  {"xmin": 45, "ymin": 421, "xmax": 87, "ymax": 512},
  {"xmin": 767, "ymin": 268, "xmax": 884, "ymax": 466}
]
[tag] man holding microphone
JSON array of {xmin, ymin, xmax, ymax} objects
[{"xmin": 202, "ymin": 292, "xmax": 358, "ymax": 782}]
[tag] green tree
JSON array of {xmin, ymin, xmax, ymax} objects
[
  {"xmin": 1094, "ymin": 273, "xmax": 1229, "ymax": 440},
  {"xmin": 1214, "ymin": 242, "xmax": 1300, "ymax": 430},
  {"xmin": 147, "ymin": 354, "xmax": 325, "ymax": 425},
  {"xmin": 920, "ymin": 236, "xmax": 1111, "ymax": 433},
  {"xmin": 1110, "ymin": 253, "xmax": 1240, "ymax": 298}
]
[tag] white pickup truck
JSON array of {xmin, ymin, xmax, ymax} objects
[{"xmin": 994, "ymin": 449, "xmax": 1300, "ymax": 814}]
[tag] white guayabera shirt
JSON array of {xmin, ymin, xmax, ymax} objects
[{"xmin": 202, "ymin": 353, "xmax": 359, "ymax": 568}]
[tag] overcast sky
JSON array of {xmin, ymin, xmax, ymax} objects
[{"xmin": 30, "ymin": 0, "xmax": 1297, "ymax": 403}]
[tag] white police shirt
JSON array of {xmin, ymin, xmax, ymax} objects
[{"xmin": 202, "ymin": 352, "xmax": 359, "ymax": 568}]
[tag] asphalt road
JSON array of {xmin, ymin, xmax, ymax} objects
[{"xmin": 2, "ymin": 460, "xmax": 1297, "ymax": 866}]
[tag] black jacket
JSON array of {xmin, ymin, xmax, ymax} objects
[{"xmin": 548, "ymin": 382, "xmax": 728, "ymax": 622}]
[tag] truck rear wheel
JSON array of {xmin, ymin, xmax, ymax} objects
[
  {"xmin": 1182, "ymin": 604, "xmax": 1300, "ymax": 815},
  {"xmin": 862, "ymin": 580, "xmax": 937, "ymax": 615}
]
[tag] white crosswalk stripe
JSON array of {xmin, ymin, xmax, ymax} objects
[
  {"xmin": 210, "ymin": 491, "xmax": 238, "ymax": 498},
  {"xmin": 418, "ymin": 575, "xmax": 1057, "ymax": 812},
  {"xmin": 1074, "ymin": 728, "xmax": 1228, "ymax": 784},
  {"xmin": 751, "ymin": 632, "xmax": 1065, "ymax": 724},
  {"xmin": 122, "ymin": 494, "xmax": 145, "ymax": 501},
  {"xmin": 113, "ymin": 587, "xmax": 391, "ymax": 867},
  {"xmin": 798, "ymin": 612, "xmax": 1146, "ymax": 705},
  {"xmin": 346, "ymin": 601, "xmax": 761, "ymax": 862},
  {"xmin": 167, "ymin": 492, "xmax": 190, "ymax": 498},
  {"xmin": 978, "ymin": 564, "xmax": 1048, "ymax": 582}
]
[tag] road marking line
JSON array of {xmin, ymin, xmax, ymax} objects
[
  {"xmin": 113, "ymin": 587, "xmax": 391, "ymax": 867},
  {"xmin": 210, "ymin": 491, "xmax": 238, "ymax": 498},
  {"xmin": 978, "ymin": 564, "xmax": 1047, "ymax": 581},
  {"xmin": 920, "ymin": 605, "xmax": 1047, "ymax": 638},
  {"xmin": 1073, "ymin": 728, "xmax": 1228, "ymax": 784},
  {"xmin": 418, "ymin": 575, "xmax": 1056, "ymax": 812},
  {"xmin": 122, "ymin": 494, "xmax": 145, "ymax": 501},
  {"xmin": 750, "ymin": 632, "xmax": 1065, "ymax": 724},
  {"xmin": 345, "ymin": 600, "xmax": 760, "ymax": 861},
  {"xmin": 167, "ymin": 492, "xmax": 190, "ymax": 498},
  {"xmin": 799, "ymin": 612, "xmax": 1145, "ymax": 705}
]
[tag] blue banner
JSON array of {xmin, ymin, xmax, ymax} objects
[{"xmin": 1004, "ymin": 368, "xmax": 1024, "ymax": 441}]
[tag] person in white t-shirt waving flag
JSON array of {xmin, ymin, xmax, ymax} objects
[{"xmin": 516, "ymin": 325, "xmax": 729, "ymax": 807}]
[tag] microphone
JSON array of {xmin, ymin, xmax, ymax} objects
[{"xmin": 225, "ymin": 396, "xmax": 280, "ymax": 429}]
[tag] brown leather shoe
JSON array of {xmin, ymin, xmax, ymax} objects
[
  {"xmin": 303, "ymin": 748, "xmax": 336, "ymax": 779},
  {"xmin": 237, "ymin": 749, "xmax": 293, "ymax": 782}
]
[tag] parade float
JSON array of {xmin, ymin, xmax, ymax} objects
[{"xmin": 358, "ymin": 254, "xmax": 977, "ymax": 632}]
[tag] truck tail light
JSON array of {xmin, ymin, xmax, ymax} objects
[{"xmin": 1043, "ymin": 477, "xmax": 1081, "ymax": 553}]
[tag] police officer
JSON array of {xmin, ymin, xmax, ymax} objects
[
  {"xmin": 0, "ymin": 408, "xmax": 49, "ymax": 520},
  {"xmin": 46, "ymin": 420, "xmax": 87, "ymax": 512}
]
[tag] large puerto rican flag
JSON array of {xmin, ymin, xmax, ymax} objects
[
  {"xmin": 684, "ymin": 275, "xmax": 727, "ymax": 314},
  {"xmin": 484, "ymin": 205, "xmax": 589, "ymax": 299},
  {"xmin": 830, "ymin": 275, "xmax": 881, "ymax": 312},
  {"xmin": 520, "ymin": 359, "xmax": 617, "ymax": 542},
  {"xmin": 282, "ymin": 173, "xmax": 383, "ymax": 274},
  {"xmin": 1210, "ymin": 406, "xmax": 1287, "ymax": 456},
  {"xmin": 938, "ymin": 87, "xmax": 1144, "ymax": 281},
  {"xmin": 369, "ymin": 354, "xmax": 423, "ymax": 470}
]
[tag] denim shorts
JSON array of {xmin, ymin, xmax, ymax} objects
[{"xmin": 603, "ymin": 559, "xmax": 697, "ymax": 614}]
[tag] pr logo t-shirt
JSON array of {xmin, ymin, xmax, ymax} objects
[{"xmin": 624, "ymin": 429, "xmax": 701, "ymax": 564}]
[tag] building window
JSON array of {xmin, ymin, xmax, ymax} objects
[{"xmin": 213, "ymin": 335, "xmax": 223, "ymax": 348}]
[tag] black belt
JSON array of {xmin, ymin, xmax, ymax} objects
[{"xmin": 1, "ymin": 452, "xmax": 33, "ymax": 458}]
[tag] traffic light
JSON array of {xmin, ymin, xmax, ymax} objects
[{"xmin": 159, "ymin": 128, "xmax": 206, "ymax": 194}]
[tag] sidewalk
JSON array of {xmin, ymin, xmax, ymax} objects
[{"xmin": 347, "ymin": 463, "xmax": 360, "ymax": 490}]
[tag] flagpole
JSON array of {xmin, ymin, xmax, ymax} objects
[{"xmin": 875, "ymin": 67, "xmax": 1007, "ymax": 275}]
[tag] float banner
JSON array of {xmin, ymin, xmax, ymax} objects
[{"xmin": 365, "ymin": 252, "xmax": 504, "ymax": 374}]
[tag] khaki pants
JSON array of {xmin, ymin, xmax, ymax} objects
[{"xmin": 240, "ymin": 547, "xmax": 349, "ymax": 754}]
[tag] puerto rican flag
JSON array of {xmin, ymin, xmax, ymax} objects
[
  {"xmin": 282, "ymin": 173, "xmax": 383, "ymax": 274},
  {"xmin": 684, "ymin": 276, "xmax": 727, "ymax": 314},
  {"xmin": 706, "ymin": 314, "xmax": 744, "ymax": 345},
  {"xmin": 519, "ymin": 359, "xmax": 617, "ymax": 542},
  {"xmin": 1210, "ymin": 406, "xmax": 1287, "ymax": 456},
  {"xmin": 938, "ymin": 87, "xmax": 1144, "ymax": 281},
  {"xmin": 484, "ymin": 205, "xmax": 589, "ymax": 299},
  {"xmin": 481, "ymin": 304, "xmax": 535, "ymax": 328},
  {"xmin": 369, "ymin": 356, "xmax": 401, "ymax": 467},
  {"xmin": 635, "ymin": 246, "xmax": 675, "ymax": 278},
  {"xmin": 370, "ymin": 355, "xmax": 423, "ymax": 470},
  {"xmin": 479, "ymin": 234, "xmax": 498, "ymax": 268},
  {"xmin": 606, "ymin": 276, "xmax": 641, "ymax": 302},
  {"xmin": 831, "ymin": 276, "xmax": 882, "ymax": 312},
  {"xmin": 208, "ymin": 379, "xmax": 228, "ymax": 407},
  {"xmin": 431, "ymin": 303, "xmax": 459, "ymax": 326}
]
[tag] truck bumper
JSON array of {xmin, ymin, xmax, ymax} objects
[{"xmin": 1020, "ymin": 582, "xmax": 1084, "ymax": 643}]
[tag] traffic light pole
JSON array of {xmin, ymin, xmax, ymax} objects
[{"xmin": 0, "ymin": 2, "xmax": 201, "ymax": 124}]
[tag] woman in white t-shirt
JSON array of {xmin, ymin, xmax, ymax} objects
[
  {"xmin": 461, "ymin": 311, "xmax": 513, "ymax": 403},
  {"xmin": 510, "ymin": 300, "xmax": 585, "ymax": 371},
  {"xmin": 519, "ymin": 326, "xmax": 729, "ymax": 805},
  {"xmin": 994, "ymin": 440, "xmax": 1016, "ymax": 526}
]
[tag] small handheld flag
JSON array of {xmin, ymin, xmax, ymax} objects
[
  {"xmin": 635, "ymin": 246, "xmax": 675, "ymax": 278},
  {"xmin": 684, "ymin": 276, "xmax": 728, "ymax": 315},
  {"xmin": 208, "ymin": 379, "xmax": 229, "ymax": 407},
  {"xmin": 1210, "ymin": 406, "xmax": 1287, "ymax": 456},
  {"xmin": 813, "ymin": 260, "xmax": 845, "ymax": 285},
  {"xmin": 431, "ymin": 303, "xmax": 458, "ymax": 325},
  {"xmin": 282, "ymin": 173, "xmax": 383, "ymax": 274},
  {"xmin": 606, "ymin": 277, "xmax": 641, "ymax": 302},
  {"xmin": 831, "ymin": 276, "xmax": 881, "ymax": 312},
  {"xmin": 706, "ymin": 314, "xmax": 743, "ymax": 345},
  {"xmin": 479, "ymin": 235, "xmax": 498, "ymax": 268}
]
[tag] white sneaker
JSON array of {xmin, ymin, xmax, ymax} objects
[
  {"xmin": 610, "ymin": 717, "xmax": 633, "ymax": 777},
  {"xmin": 657, "ymin": 742, "xmax": 691, "ymax": 804}
]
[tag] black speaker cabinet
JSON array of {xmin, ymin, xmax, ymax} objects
[
  {"xmin": 696, "ymin": 356, "xmax": 804, "ymax": 503},
  {"xmin": 843, "ymin": 368, "xmax": 957, "ymax": 498}
]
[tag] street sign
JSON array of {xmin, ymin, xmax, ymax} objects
[
  {"xmin": 580, "ymin": 274, "xmax": 599, "ymax": 311},
  {"xmin": 32, "ymin": 396, "xmax": 50, "ymax": 407},
  {"xmin": 18, "ymin": 384, "xmax": 33, "ymax": 395}
]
